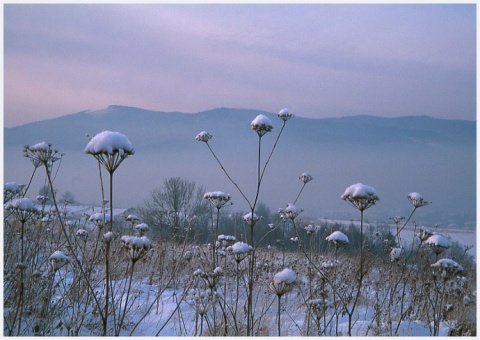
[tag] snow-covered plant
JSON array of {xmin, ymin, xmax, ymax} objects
[
  {"xmin": 23, "ymin": 142, "xmax": 63, "ymax": 170},
  {"xmin": 49, "ymin": 250, "xmax": 72, "ymax": 272},
  {"xmin": 218, "ymin": 234, "xmax": 236, "ymax": 247},
  {"xmin": 134, "ymin": 222, "xmax": 149, "ymax": 236},
  {"xmin": 278, "ymin": 203, "xmax": 302, "ymax": 220},
  {"xmin": 84, "ymin": 130, "xmax": 134, "ymax": 232},
  {"xmin": 227, "ymin": 241, "xmax": 252, "ymax": 263},
  {"xmin": 278, "ymin": 108, "xmax": 295, "ymax": 122},
  {"xmin": 304, "ymin": 224, "xmax": 317, "ymax": 235},
  {"xmin": 120, "ymin": 235, "xmax": 152, "ymax": 262},
  {"xmin": 424, "ymin": 233, "xmax": 450, "ymax": 256},
  {"xmin": 183, "ymin": 250, "xmax": 193, "ymax": 261},
  {"xmin": 341, "ymin": 183, "xmax": 380, "ymax": 212},
  {"xmin": 340, "ymin": 183, "xmax": 379, "ymax": 336},
  {"xmin": 389, "ymin": 247, "xmax": 403, "ymax": 262},
  {"xmin": 325, "ymin": 231, "xmax": 350, "ymax": 249},
  {"xmin": 431, "ymin": 258, "xmax": 464, "ymax": 280},
  {"xmin": 307, "ymin": 298, "xmax": 334, "ymax": 323},
  {"xmin": 416, "ymin": 226, "xmax": 434, "ymax": 242},
  {"xmin": 89, "ymin": 212, "xmax": 110, "ymax": 229},
  {"xmin": 195, "ymin": 131, "xmax": 213, "ymax": 143},
  {"xmin": 4, "ymin": 198, "xmax": 38, "ymax": 222},
  {"xmin": 203, "ymin": 191, "xmax": 231, "ymax": 209},
  {"xmin": 126, "ymin": 214, "xmax": 141, "ymax": 223},
  {"xmin": 76, "ymin": 229, "xmax": 88, "ymax": 241},
  {"xmin": 269, "ymin": 268, "xmax": 297, "ymax": 336},
  {"xmin": 293, "ymin": 172, "xmax": 314, "ymax": 205},
  {"xmin": 251, "ymin": 114, "xmax": 274, "ymax": 137},
  {"xmin": 84, "ymin": 131, "xmax": 134, "ymax": 161},
  {"xmin": 243, "ymin": 212, "xmax": 259, "ymax": 227},
  {"xmin": 103, "ymin": 231, "xmax": 114, "ymax": 243},
  {"xmin": 269, "ymin": 268, "xmax": 297, "ymax": 296},
  {"xmin": 299, "ymin": 172, "xmax": 313, "ymax": 184},
  {"xmin": 408, "ymin": 192, "xmax": 430, "ymax": 208},
  {"xmin": 4, "ymin": 182, "xmax": 25, "ymax": 203},
  {"xmin": 196, "ymin": 109, "xmax": 293, "ymax": 335}
]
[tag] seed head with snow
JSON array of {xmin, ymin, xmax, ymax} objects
[
  {"xmin": 251, "ymin": 114, "xmax": 273, "ymax": 137},
  {"xmin": 269, "ymin": 268, "xmax": 297, "ymax": 296},
  {"xmin": 341, "ymin": 183, "xmax": 379, "ymax": 211}
]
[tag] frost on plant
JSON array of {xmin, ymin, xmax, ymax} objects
[
  {"xmin": 251, "ymin": 114, "xmax": 273, "ymax": 137},
  {"xmin": 341, "ymin": 183, "xmax": 379, "ymax": 211}
]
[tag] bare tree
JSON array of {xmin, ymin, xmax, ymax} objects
[{"xmin": 139, "ymin": 177, "xmax": 209, "ymax": 241}]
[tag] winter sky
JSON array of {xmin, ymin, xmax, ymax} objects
[{"xmin": 4, "ymin": 3, "xmax": 476, "ymax": 127}]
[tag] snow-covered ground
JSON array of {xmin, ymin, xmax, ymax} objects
[{"xmin": 317, "ymin": 217, "xmax": 476, "ymax": 257}]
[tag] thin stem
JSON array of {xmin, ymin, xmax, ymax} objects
[
  {"xmin": 43, "ymin": 163, "xmax": 106, "ymax": 329},
  {"xmin": 205, "ymin": 142, "xmax": 252, "ymax": 209},
  {"xmin": 277, "ymin": 295, "xmax": 281, "ymax": 336},
  {"xmin": 117, "ymin": 260, "xmax": 136, "ymax": 335},
  {"xmin": 21, "ymin": 167, "xmax": 37, "ymax": 198},
  {"xmin": 293, "ymin": 183, "xmax": 306, "ymax": 205}
]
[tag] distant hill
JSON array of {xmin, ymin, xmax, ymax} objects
[{"xmin": 4, "ymin": 106, "xmax": 476, "ymax": 229}]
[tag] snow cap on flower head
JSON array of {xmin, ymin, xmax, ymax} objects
[
  {"xmin": 408, "ymin": 192, "xmax": 430, "ymax": 208},
  {"xmin": 204, "ymin": 191, "xmax": 231, "ymax": 209},
  {"xmin": 269, "ymin": 268, "xmax": 297, "ymax": 296},
  {"xmin": 251, "ymin": 114, "xmax": 273, "ymax": 137},
  {"xmin": 4, "ymin": 198, "xmax": 37, "ymax": 212},
  {"xmin": 84, "ymin": 131, "xmax": 134, "ymax": 156},
  {"xmin": 196, "ymin": 131, "xmax": 213, "ymax": 143},
  {"xmin": 341, "ymin": 183, "xmax": 379, "ymax": 211},
  {"xmin": 278, "ymin": 108, "xmax": 294, "ymax": 122},
  {"xmin": 243, "ymin": 212, "xmax": 259, "ymax": 226},
  {"xmin": 326, "ymin": 231, "xmax": 350, "ymax": 247}
]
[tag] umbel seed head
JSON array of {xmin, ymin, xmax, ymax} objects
[
  {"xmin": 251, "ymin": 114, "xmax": 273, "ymax": 137},
  {"xmin": 341, "ymin": 183, "xmax": 379, "ymax": 211}
]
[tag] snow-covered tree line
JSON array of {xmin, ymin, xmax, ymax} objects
[{"xmin": 3, "ymin": 111, "xmax": 476, "ymax": 336}]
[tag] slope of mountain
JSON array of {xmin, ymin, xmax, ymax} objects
[{"xmin": 4, "ymin": 106, "xmax": 476, "ymax": 229}]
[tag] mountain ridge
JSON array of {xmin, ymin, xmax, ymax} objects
[{"xmin": 4, "ymin": 105, "xmax": 476, "ymax": 229}]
